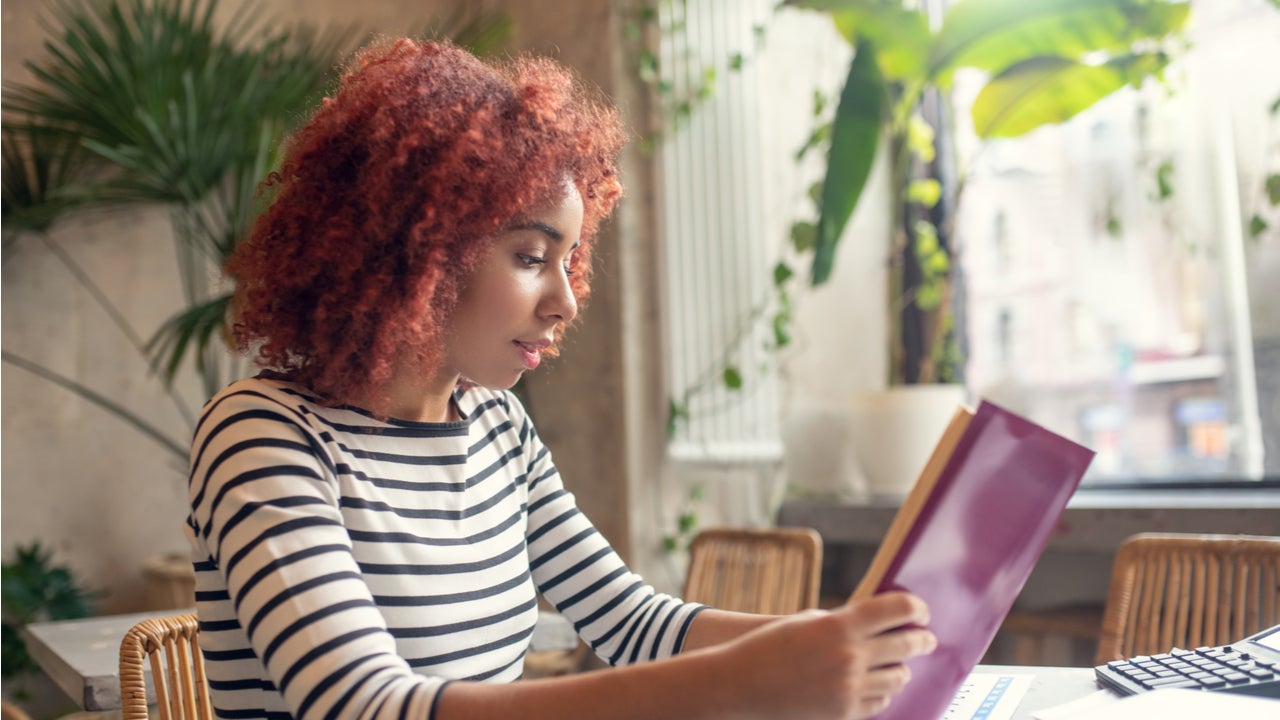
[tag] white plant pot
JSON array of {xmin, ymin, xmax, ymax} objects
[
  {"xmin": 848, "ymin": 384, "xmax": 968, "ymax": 497},
  {"xmin": 782, "ymin": 400, "xmax": 866, "ymax": 499}
]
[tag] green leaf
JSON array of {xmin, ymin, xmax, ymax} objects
[
  {"xmin": 906, "ymin": 114, "xmax": 936, "ymax": 163},
  {"xmin": 1266, "ymin": 174, "xmax": 1280, "ymax": 206},
  {"xmin": 722, "ymin": 366, "xmax": 743, "ymax": 390},
  {"xmin": 638, "ymin": 49, "xmax": 659, "ymax": 82},
  {"xmin": 794, "ymin": 121, "xmax": 831, "ymax": 161},
  {"xmin": 812, "ymin": 42, "xmax": 883, "ymax": 285},
  {"xmin": 667, "ymin": 398, "xmax": 688, "ymax": 438},
  {"xmin": 790, "ymin": 221, "xmax": 817, "ymax": 253},
  {"xmin": 677, "ymin": 512, "xmax": 699, "ymax": 534},
  {"xmin": 930, "ymin": 0, "xmax": 1189, "ymax": 85},
  {"xmin": 815, "ymin": 2, "xmax": 930, "ymax": 81},
  {"xmin": 915, "ymin": 283, "xmax": 943, "ymax": 311},
  {"xmin": 807, "ymin": 181, "xmax": 824, "ymax": 208},
  {"xmin": 773, "ymin": 313, "xmax": 792, "ymax": 348},
  {"xmin": 908, "ymin": 178, "xmax": 942, "ymax": 208},
  {"xmin": 1107, "ymin": 213, "xmax": 1123, "ymax": 238},
  {"xmin": 773, "ymin": 261, "xmax": 794, "ymax": 287},
  {"xmin": 146, "ymin": 293, "xmax": 232, "ymax": 386},
  {"xmin": 1156, "ymin": 160, "xmax": 1175, "ymax": 200},
  {"xmin": 971, "ymin": 55, "xmax": 1129, "ymax": 139},
  {"xmin": 1250, "ymin": 214, "xmax": 1269, "ymax": 239}
]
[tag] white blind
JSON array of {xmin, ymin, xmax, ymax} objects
[{"xmin": 658, "ymin": 0, "xmax": 782, "ymax": 462}]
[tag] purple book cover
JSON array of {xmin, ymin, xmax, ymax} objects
[{"xmin": 871, "ymin": 400, "xmax": 1095, "ymax": 720}]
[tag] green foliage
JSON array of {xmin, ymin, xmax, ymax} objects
[
  {"xmin": 1156, "ymin": 160, "xmax": 1176, "ymax": 200},
  {"xmin": 660, "ymin": 483, "xmax": 705, "ymax": 555},
  {"xmin": 625, "ymin": 1, "xmax": 761, "ymax": 152},
  {"xmin": 2, "ymin": 542, "xmax": 99, "ymax": 680},
  {"xmin": 789, "ymin": 0, "xmax": 1189, "ymax": 384},
  {"xmin": 812, "ymin": 41, "xmax": 883, "ymax": 285},
  {"xmin": 1250, "ymin": 214, "xmax": 1269, "ymax": 239}
]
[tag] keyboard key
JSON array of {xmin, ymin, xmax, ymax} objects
[{"xmin": 1144, "ymin": 677, "xmax": 1202, "ymax": 689}]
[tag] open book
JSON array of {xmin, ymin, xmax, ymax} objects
[{"xmin": 850, "ymin": 399, "xmax": 1096, "ymax": 720}]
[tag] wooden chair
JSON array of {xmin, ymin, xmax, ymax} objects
[
  {"xmin": 119, "ymin": 612, "xmax": 213, "ymax": 720},
  {"xmin": 1095, "ymin": 532, "xmax": 1280, "ymax": 665},
  {"xmin": 682, "ymin": 526, "xmax": 823, "ymax": 614}
]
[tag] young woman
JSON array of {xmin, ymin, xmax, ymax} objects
[{"xmin": 187, "ymin": 38, "xmax": 936, "ymax": 720}]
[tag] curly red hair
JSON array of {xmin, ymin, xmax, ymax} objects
[{"xmin": 226, "ymin": 39, "xmax": 626, "ymax": 414}]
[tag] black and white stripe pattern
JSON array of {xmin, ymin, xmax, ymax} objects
[{"xmin": 186, "ymin": 378, "xmax": 702, "ymax": 719}]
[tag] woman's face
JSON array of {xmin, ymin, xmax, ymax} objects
[{"xmin": 443, "ymin": 182, "xmax": 584, "ymax": 390}]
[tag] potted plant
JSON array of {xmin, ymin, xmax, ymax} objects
[
  {"xmin": 782, "ymin": 0, "xmax": 1191, "ymax": 492},
  {"xmin": 1, "ymin": 542, "xmax": 98, "ymax": 717}
]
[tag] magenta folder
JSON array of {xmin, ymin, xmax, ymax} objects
[{"xmin": 855, "ymin": 399, "xmax": 1095, "ymax": 720}]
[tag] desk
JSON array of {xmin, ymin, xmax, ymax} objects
[{"xmin": 23, "ymin": 608, "xmax": 578, "ymax": 711}]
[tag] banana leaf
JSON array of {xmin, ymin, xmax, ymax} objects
[
  {"xmin": 972, "ymin": 51, "xmax": 1173, "ymax": 138},
  {"xmin": 812, "ymin": 41, "xmax": 883, "ymax": 285},
  {"xmin": 929, "ymin": 0, "xmax": 1189, "ymax": 86}
]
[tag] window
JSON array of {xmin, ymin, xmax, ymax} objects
[{"xmin": 954, "ymin": 0, "xmax": 1279, "ymax": 482}]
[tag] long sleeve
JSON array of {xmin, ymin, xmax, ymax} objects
[
  {"xmin": 516, "ymin": 405, "xmax": 705, "ymax": 665},
  {"xmin": 187, "ymin": 386, "xmax": 440, "ymax": 720}
]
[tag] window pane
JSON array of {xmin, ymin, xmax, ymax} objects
[{"xmin": 954, "ymin": 0, "xmax": 1280, "ymax": 482}]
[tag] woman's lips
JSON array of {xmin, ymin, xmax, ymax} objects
[{"xmin": 514, "ymin": 340, "xmax": 542, "ymax": 370}]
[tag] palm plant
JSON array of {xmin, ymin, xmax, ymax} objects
[
  {"xmin": 2, "ymin": 0, "xmax": 510, "ymax": 458},
  {"xmin": 787, "ymin": 0, "xmax": 1191, "ymax": 385}
]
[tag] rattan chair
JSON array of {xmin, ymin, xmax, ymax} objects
[
  {"xmin": 119, "ymin": 612, "xmax": 213, "ymax": 720},
  {"xmin": 1095, "ymin": 532, "xmax": 1280, "ymax": 665},
  {"xmin": 682, "ymin": 526, "xmax": 823, "ymax": 614}
]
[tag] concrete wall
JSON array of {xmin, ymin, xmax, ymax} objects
[{"xmin": 1, "ymin": 0, "xmax": 645, "ymax": 614}]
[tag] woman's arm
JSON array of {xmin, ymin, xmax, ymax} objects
[
  {"xmin": 436, "ymin": 592, "xmax": 936, "ymax": 720},
  {"xmin": 680, "ymin": 607, "xmax": 781, "ymax": 651}
]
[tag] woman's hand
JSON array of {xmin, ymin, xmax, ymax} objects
[{"xmin": 709, "ymin": 592, "xmax": 936, "ymax": 720}]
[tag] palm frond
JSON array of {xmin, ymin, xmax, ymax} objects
[
  {"xmin": 428, "ymin": 8, "xmax": 513, "ymax": 55},
  {"xmin": 0, "ymin": 122, "xmax": 101, "ymax": 241},
  {"xmin": 145, "ymin": 293, "xmax": 232, "ymax": 387}
]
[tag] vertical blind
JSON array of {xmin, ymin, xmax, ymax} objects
[{"xmin": 658, "ymin": 0, "xmax": 782, "ymax": 462}]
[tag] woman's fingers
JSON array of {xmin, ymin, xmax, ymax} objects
[
  {"xmin": 865, "ymin": 622, "xmax": 938, "ymax": 666},
  {"xmin": 845, "ymin": 591, "xmax": 931, "ymax": 635}
]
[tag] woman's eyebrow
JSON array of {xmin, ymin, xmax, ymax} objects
[{"xmin": 511, "ymin": 221, "xmax": 564, "ymax": 243}]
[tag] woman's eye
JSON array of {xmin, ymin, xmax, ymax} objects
[{"xmin": 517, "ymin": 253, "xmax": 546, "ymax": 267}]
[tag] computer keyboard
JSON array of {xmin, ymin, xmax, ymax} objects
[{"xmin": 1094, "ymin": 624, "xmax": 1280, "ymax": 699}]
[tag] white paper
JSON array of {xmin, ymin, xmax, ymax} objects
[
  {"xmin": 1030, "ymin": 689, "xmax": 1123, "ymax": 720},
  {"xmin": 943, "ymin": 673, "xmax": 1035, "ymax": 720},
  {"xmin": 1032, "ymin": 687, "xmax": 1280, "ymax": 720}
]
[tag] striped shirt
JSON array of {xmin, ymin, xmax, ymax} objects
[{"xmin": 185, "ymin": 377, "xmax": 703, "ymax": 719}]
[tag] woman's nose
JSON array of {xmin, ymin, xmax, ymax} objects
[{"xmin": 539, "ymin": 269, "xmax": 577, "ymax": 323}]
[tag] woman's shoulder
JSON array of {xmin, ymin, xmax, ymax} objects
[
  {"xmin": 199, "ymin": 375, "xmax": 328, "ymax": 424},
  {"xmin": 457, "ymin": 385, "xmax": 529, "ymax": 424}
]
